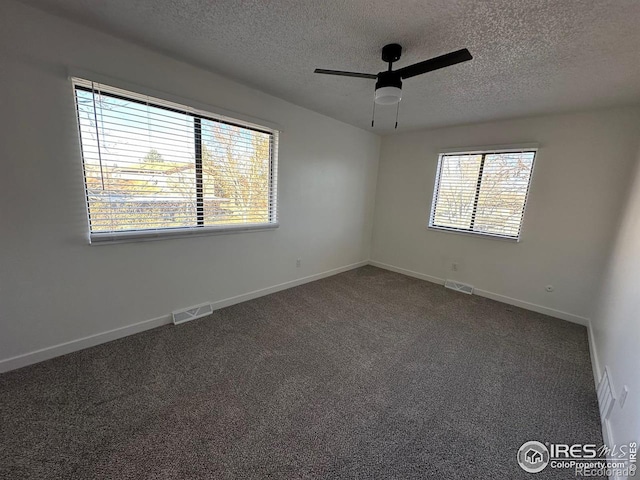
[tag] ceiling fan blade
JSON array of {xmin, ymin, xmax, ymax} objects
[
  {"xmin": 396, "ymin": 48, "xmax": 472, "ymax": 79},
  {"xmin": 314, "ymin": 69, "xmax": 377, "ymax": 80}
]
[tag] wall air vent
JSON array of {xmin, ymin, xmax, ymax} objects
[
  {"xmin": 444, "ymin": 279, "xmax": 474, "ymax": 295},
  {"xmin": 597, "ymin": 366, "xmax": 616, "ymax": 424},
  {"xmin": 172, "ymin": 303, "xmax": 213, "ymax": 325}
]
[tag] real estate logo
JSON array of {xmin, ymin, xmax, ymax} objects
[
  {"xmin": 517, "ymin": 441, "xmax": 550, "ymax": 473},
  {"xmin": 517, "ymin": 440, "xmax": 637, "ymax": 476}
]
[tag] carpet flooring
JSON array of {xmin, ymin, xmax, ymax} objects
[{"xmin": 0, "ymin": 266, "xmax": 602, "ymax": 479}]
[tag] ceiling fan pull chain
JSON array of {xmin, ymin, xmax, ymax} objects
[
  {"xmin": 371, "ymin": 97, "xmax": 376, "ymax": 127},
  {"xmin": 394, "ymin": 101, "xmax": 400, "ymax": 129}
]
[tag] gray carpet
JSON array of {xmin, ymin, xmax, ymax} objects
[{"xmin": 0, "ymin": 266, "xmax": 602, "ymax": 479}]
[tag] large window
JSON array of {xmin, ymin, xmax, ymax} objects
[
  {"xmin": 73, "ymin": 78, "xmax": 278, "ymax": 242},
  {"xmin": 429, "ymin": 149, "xmax": 536, "ymax": 240}
]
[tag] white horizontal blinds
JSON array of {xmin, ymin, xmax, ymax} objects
[
  {"xmin": 432, "ymin": 154, "xmax": 483, "ymax": 230},
  {"xmin": 474, "ymin": 152, "xmax": 535, "ymax": 237},
  {"xmin": 431, "ymin": 151, "xmax": 535, "ymax": 239},
  {"xmin": 75, "ymin": 83, "xmax": 197, "ymax": 233},
  {"xmin": 200, "ymin": 119, "xmax": 274, "ymax": 226},
  {"xmin": 73, "ymin": 78, "xmax": 277, "ymax": 236}
]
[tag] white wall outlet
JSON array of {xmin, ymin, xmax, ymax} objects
[
  {"xmin": 545, "ymin": 285, "xmax": 555, "ymax": 292},
  {"xmin": 620, "ymin": 385, "xmax": 629, "ymax": 408},
  {"xmin": 296, "ymin": 258, "xmax": 301, "ymax": 268},
  {"xmin": 451, "ymin": 262, "xmax": 458, "ymax": 272}
]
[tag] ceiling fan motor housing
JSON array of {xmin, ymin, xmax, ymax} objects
[
  {"xmin": 381, "ymin": 43, "xmax": 402, "ymax": 63},
  {"xmin": 375, "ymin": 71, "xmax": 403, "ymax": 105}
]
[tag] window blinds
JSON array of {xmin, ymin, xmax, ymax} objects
[
  {"xmin": 72, "ymin": 78, "xmax": 278, "ymax": 242},
  {"xmin": 429, "ymin": 150, "xmax": 536, "ymax": 240}
]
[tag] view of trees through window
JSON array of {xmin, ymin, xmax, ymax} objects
[
  {"xmin": 74, "ymin": 83, "xmax": 274, "ymax": 235},
  {"xmin": 430, "ymin": 151, "xmax": 535, "ymax": 238}
]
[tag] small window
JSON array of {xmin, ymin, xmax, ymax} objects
[
  {"xmin": 429, "ymin": 149, "xmax": 536, "ymax": 240},
  {"xmin": 72, "ymin": 78, "xmax": 278, "ymax": 243}
]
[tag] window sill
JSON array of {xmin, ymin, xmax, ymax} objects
[
  {"xmin": 427, "ymin": 225, "xmax": 520, "ymax": 242},
  {"xmin": 89, "ymin": 223, "xmax": 279, "ymax": 245}
]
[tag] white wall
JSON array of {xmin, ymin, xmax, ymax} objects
[
  {"xmin": 371, "ymin": 108, "xmax": 640, "ymax": 322},
  {"xmin": 0, "ymin": 1, "xmax": 380, "ymax": 369},
  {"xmin": 591, "ymin": 142, "xmax": 640, "ymax": 452}
]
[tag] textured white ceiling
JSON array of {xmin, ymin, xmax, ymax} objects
[{"xmin": 20, "ymin": 0, "xmax": 640, "ymax": 132}]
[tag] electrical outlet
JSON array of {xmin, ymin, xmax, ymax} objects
[
  {"xmin": 296, "ymin": 258, "xmax": 301, "ymax": 268},
  {"xmin": 451, "ymin": 262, "xmax": 458, "ymax": 272},
  {"xmin": 545, "ymin": 285, "xmax": 555, "ymax": 292}
]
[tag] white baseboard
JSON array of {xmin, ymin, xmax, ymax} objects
[
  {"xmin": 0, "ymin": 314, "xmax": 173, "ymax": 373},
  {"xmin": 587, "ymin": 320, "xmax": 602, "ymax": 389},
  {"xmin": 0, "ymin": 260, "xmax": 368, "ymax": 373},
  {"xmin": 206, "ymin": 260, "xmax": 369, "ymax": 311},
  {"xmin": 368, "ymin": 260, "xmax": 445, "ymax": 285},
  {"xmin": 586, "ymin": 321, "xmax": 617, "ymax": 473},
  {"xmin": 473, "ymin": 289, "xmax": 589, "ymax": 326},
  {"xmin": 368, "ymin": 260, "xmax": 590, "ymax": 326}
]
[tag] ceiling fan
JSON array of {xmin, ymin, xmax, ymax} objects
[{"xmin": 314, "ymin": 44, "xmax": 472, "ymax": 128}]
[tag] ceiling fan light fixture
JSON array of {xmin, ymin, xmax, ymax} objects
[{"xmin": 375, "ymin": 86, "xmax": 402, "ymax": 105}]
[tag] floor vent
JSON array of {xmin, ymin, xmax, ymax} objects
[
  {"xmin": 444, "ymin": 279, "xmax": 474, "ymax": 295},
  {"xmin": 172, "ymin": 303, "xmax": 213, "ymax": 325},
  {"xmin": 597, "ymin": 367, "xmax": 616, "ymax": 423}
]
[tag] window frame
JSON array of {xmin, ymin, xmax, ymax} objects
[
  {"xmin": 71, "ymin": 75, "xmax": 280, "ymax": 244},
  {"xmin": 428, "ymin": 147, "xmax": 537, "ymax": 242}
]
